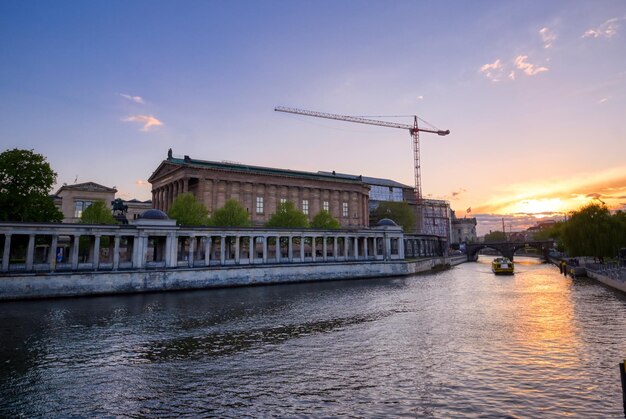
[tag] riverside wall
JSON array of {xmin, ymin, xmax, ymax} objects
[{"xmin": 0, "ymin": 256, "xmax": 466, "ymax": 301}]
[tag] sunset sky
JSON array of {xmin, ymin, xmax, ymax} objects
[{"xmin": 1, "ymin": 1, "xmax": 624, "ymax": 235}]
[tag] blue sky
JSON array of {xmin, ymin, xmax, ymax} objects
[{"xmin": 1, "ymin": 1, "xmax": 625, "ymax": 234}]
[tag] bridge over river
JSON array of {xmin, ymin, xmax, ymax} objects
[{"xmin": 465, "ymin": 240, "xmax": 554, "ymax": 261}]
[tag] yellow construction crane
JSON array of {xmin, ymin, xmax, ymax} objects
[{"xmin": 274, "ymin": 106, "xmax": 450, "ymax": 204}]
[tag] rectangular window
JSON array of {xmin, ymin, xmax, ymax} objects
[
  {"xmin": 74, "ymin": 200, "xmax": 93, "ymax": 218},
  {"xmin": 323, "ymin": 201, "xmax": 329, "ymax": 212},
  {"xmin": 302, "ymin": 199, "xmax": 309, "ymax": 215},
  {"xmin": 280, "ymin": 198, "xmax": 287, "ymax": 204},
  {"xmin": 342, "ymin": 202, "xmax": 349, "ymax": 217},
  {"xmin": 256, "ymin": 196, "xmax": 264, "ymax": 214}
]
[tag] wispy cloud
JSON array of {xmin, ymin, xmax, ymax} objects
[
  {"xmin": 135, "ymin": 180, "xmax": 150, "ymax": 187},
  {"xmin": 514, "ymin": 55, "xmax": 549, "ymax": 76},
  {"xmin": 539, "ymin": 27, "xmax": 557, "ymax": 48},
  {"xmin": 599, "ymin": 97, "xmax": 609, "ymax": 104},
  {"xmin": 119, "ymin": 93, "xmax": 145, "ymax": 104},
  {"xmin": 416, "ymin": 95, "xmax": 424, "ymax": 100},
  {"xmin": 480, "ymin": 59, "xmax": 505, "ymax": 82},
  {"xmin": 583, "ymin": 17, "xmax": 621, "ymax": 39},
  {"xmin": 123, "ymin": 115, "xmax": 163, "ymax": 131}
]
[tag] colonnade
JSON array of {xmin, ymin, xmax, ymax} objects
[{"xmin": 0, "ymin": 223, "xmax": 416, "ymax": 274}]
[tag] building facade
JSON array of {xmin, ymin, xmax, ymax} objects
[
  {"xmin": 450, "ymin": 210, "xmax": 477, "ymax": 245},
  {"xmin": 53, "ymin": 182, "xmax": 117, "ymax": 223},
  {"xmin": 148, "ymin": 153, "xmax": 371, "ymax": 227}
]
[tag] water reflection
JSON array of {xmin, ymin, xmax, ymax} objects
[{"xmin": 1, "ymin": 257, "xmax": 625, "ymax": 417}]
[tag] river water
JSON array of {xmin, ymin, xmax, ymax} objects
[{"xmin": 1, "ymin": 257, "xmax": 625, "ymax": 417}]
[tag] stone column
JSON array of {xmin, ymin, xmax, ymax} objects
[
  {"xmin": 2, "ymin": 234, "xmax": 11, "ymax": 272},
  {"xmin": 49, "ymin": 235, "xmax": 58, "ymax": 271},
  {"xmin": 235, "ymin": 236, "xmax": 240, "ymax": 264},
  {"xmin": 323, "ymin": 237, "xmax": 327, "ymax": 262},
  {"xmin": 183, "ymin": 178, "xmax": 188, "ymax": 193},
  {"xmin": 220, "ymin": 236, "xmax": 226, "ymax": 265},
  {"xmin": 300, "ymin": 236, "xmax": 305, "ymax": 262},
  {"xmin": 384, "ymin": 236, "xmax": 391, "ymax": 260},
  {"xmin": 333, "ymin": 237, "xmax": 338, "ymax": 261},
  {"xmin": 113, "ymin": 236, "xmax": 120, "ymax": 270},
  {"xmin": 205, "ymin": 236, "xmax": 212, "ymax": 266},
  {"xmin": 93, "ymin": 235, "xmax": 101, "ymax": 270},
  {"xmin": 276, "ymin": 237, "xmax": 281, "ymax": 263},
  {"xmin": 26, "ymin": 234, "xmax": 35, "ymax": 270},
  {"xmin": 353, "ymin": 236, "xmax": 358, "ymax": 261},
  {"xmin": 312, "ymin": 236, "xmax": 316, "ymax": 262},
  {"xmin": 71, "ymin": 235, "xmax": 80, "ymax": 269},
  {"xmin": 262, "ymin": 236, "xmax": 268, "ymax": 263},
  {"xmin": 288, "ymin": 236, "xmax": 293, "ymax": 262},
  {"xmin": 188, "ymin": 236, "xmax": 195, "ymax": 267},
  {"xmin": 249, "ymin": 236, "xmax": 254, "ymax": 264},
  {"xmin": 363, "ymin": 237, "xmax": 369, "ymax": 260}
]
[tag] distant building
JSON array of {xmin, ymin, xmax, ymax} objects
[
  {"xmin": 148, "ymin": 153, "xmax": 371, "ymax": 228},
  {"xmin": 53, "ymin": 182, "xmax": 117, "ymax": 223},
  {"xmin": 450, "ymin": 210, "xmax": 477, "ymax": 245},
  {"xmin": 124, "ymin": 199, "xmax": 153, "ymax": 221},
  {"xmin": 317, "ymin": 172, "xmax": 451, "ymax": 241}
]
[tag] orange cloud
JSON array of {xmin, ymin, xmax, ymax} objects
[{"xmin": 123, "ymin": 115, "xmax": 163, "ymax": 131}]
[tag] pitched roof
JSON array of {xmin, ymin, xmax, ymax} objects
[
  {"xmin": 149, "ymin": 156, "xmax": 366, "ymax": 184},
  {"xmin": 54, "ymin": 182, "xmax": 117, "ymax": 195},
  {"xmin": 318, "ymin": 171, "xmax": 413, "ymax": 189}
]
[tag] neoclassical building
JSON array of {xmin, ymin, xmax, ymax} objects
[{"xmin": 148, "ymin": 152, "xmax": 371, "ymax": 227}]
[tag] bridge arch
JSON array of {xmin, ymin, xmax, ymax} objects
[{"xmin": 465, "ymin": 240, "xmax": 553, "ymax": 262}]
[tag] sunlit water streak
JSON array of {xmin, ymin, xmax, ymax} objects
[{"xmin": 1, "ymin": 256, "xmax": 625, "ymax": 417}]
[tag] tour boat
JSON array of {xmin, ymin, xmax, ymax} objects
[{"xmin": 491, "ymin": 257, "xmax": 514, "ymax": 275}]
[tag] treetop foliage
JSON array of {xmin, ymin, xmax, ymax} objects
[
  {"xmin": 0, "ymin": 148, "xmax": 62, "ymax": 222},
  {"xmin": 483, "ymin": 230, "xmax": 506, "ymax": 242},
  {"xmin": 208, "ymin": 199, "xmax": 251, "ymax": 227},
  {"xmin": 265, "ymin": 201, "xmax": 308, "ymax": 228},
  {"xmin": 168, "ymin": 192, "xmax": 210, "ymax": 226},
  {"xmin": 80, "ymin": 200, "xmax": 116, "ymax": 225},
  {"xmin": 310, "ymin": 210, "xmax": 340, "ymax": 230},
  {"xmin": 370, "ymin": 201, "xmax": 415, "ymax": 232}
]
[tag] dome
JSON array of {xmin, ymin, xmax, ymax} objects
[
  {"xmin": 139, "ymin": 209, "xmax": 170, "ymax": 220},
  {"xmin": 376, "ymin": 218, "xmax": 398, "ymax": 227}
]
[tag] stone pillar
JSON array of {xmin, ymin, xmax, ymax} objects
[
  {"xmin": 344, "ymin": 236, "xmax": 349, "ymax": 260},
  {"xmin": 235, "ymin": 236, "xmax": 240, "ymax": 264},
  {"xmin": 353, "ymin": 236, "xmax": 358, "ymax": 261},
  {"xmin": 262, "ymin": 236, "xmax": 268, "ymax": 263},
  {"xmin": 113, "ymin": 236, "xmax": 120, "ymax": 270},
  {"xmin": 300, "ymin": 236, "xmax": 305, "ymax": 262},
  {"xmin": 333, "ymin": 237, "xmax": 338, "ymax": 261},
  {"xmin": 49, "ymin": 235, "xmax": 58, "ymax": 271},
  {"xmin": 383, "ymin": 235, "xmax": 391, "ymax": 260},
  {"xmin": 26, "ymin": 234, "xmax": 35, "ymax": 270},
  {"xmin": 71, "ymin": 235, "xmax": 80, "ymax": 269},
  {"xmin": 312, "ymin": 236, "xmax": 316, "ymax": 262},
  {"xmin": 220, "ymin": 236, "xmax": 226, "ymax": 265},
  {"xmin": 183, "ymin": 178, "xmax": 188, "ymax": 193},
  {"xmin": 188, "ymin": 235, "xmax": 195, "ymax": 267},
  {"xmin": 276, "ymin": 236, "xmax": 281, "ymax": 263},
  {"xmin": 93, "ymin": 235, "xmax": 101, "ymax": 270},
  {"xmin": 249, "ymin": 236, "xmax": 254, "ymax": 264},
  {"xmin": 132, "ymin": 234, "xmax": 140, "ymax": 267},
  {"xmin": 398, "ymin": 236, "xmax": 405, "ymax": 259},
  {"xmin": 2, "ymin": 234, "xmax": 11, "ymax": 272},
  {"xmin": 288, "ymin": 236, "xmax": 293, "ymax": 262},
  {"xmin": 323, "ymin": 237, "xmax": 327, "ymax": 262},
  {"xmin": 205, "ymin": 236, "xmax": 212, "ymax": 266},
  {"xmin": 364, "ymin": 237, "xmax": 368, "ymax": 259}
]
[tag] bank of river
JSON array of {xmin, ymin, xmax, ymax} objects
[{"xmin": 1, "ymin": 256, "xmax": 625, "ymax": 417}]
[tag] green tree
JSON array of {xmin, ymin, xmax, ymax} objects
[
  {"xmin": 310, "ymin": 210, "xmax": 340, "ymax": 230},
  {"xmin": 484, "ymin": 230, "xmax": 506, "ymax": 242},
  {"xmin": 168, "ymin": 192, "xmax": 210, "ymax": 226},
  {"xmin": 370, "ymin": 201, "xmax": 415, "ymax": 232},
  {"xmin": 80, "ymin": 200, "xmax": 116, "ymax": 224},
  {"xmin": 0, "ymin": 148, "xmax": 62, "ymax": 222},
  {"xmin": 266, "ymin": 201, "xmax": 308, "ymax": 228},
  {"xmin": 560, "ymin": 203, "xmax": 622, "ymax": 258},
  {"xmin": 208, "ymin": 199, "xmax": 250, "ymax": 227}
]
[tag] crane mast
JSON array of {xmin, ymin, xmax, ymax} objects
[{"xmin": 274, "ymin": 106, "xmax": 449, "ymax": 203}]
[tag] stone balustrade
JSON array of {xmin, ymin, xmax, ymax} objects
[{"xmin": 0, "ymin": 222, "xmax": 452, "ymax": 275}]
